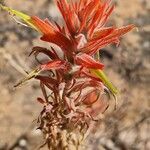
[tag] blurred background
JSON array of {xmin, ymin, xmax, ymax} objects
[{"xmin": 0, "ymin": 0, "xmax": 149, "ymax": 149}]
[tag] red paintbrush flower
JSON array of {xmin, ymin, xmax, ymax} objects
[
  {"xmin": 2, "ymin": 0, "xmax": 135, "ymax": 122},
  {"xmin": 1, "ymin": 0, "xmax": 135, "ymax": 148}
]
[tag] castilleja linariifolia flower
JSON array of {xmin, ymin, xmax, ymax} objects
[{"xmin": 1, "ymin": 0, "xmax": 135, "ymax": 149}]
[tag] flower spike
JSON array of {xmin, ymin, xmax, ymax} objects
[{"xmin": 1, "ymin": 1, "xmax": 136, "ymax": 148}]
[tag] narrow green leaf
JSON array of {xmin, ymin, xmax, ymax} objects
[
  {"xmin": 0, "ymin": 4, "xmax": 39, "ymax": 31},
  {"xmin": 14, "ymin": 68, "xmax": 41, "ymax": 88},
  {"xmin": 91, "ymin": 69, "xmax": 118, "ymax": 95}
]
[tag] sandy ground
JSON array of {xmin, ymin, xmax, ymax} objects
[{"xmin": 0, "ymin": 0, "xmax": 150, "ymax": 149}]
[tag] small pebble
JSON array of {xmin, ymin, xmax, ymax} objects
[
  {"xmin": 13, "ymin": 147, "xmax": 22, "ymax": 150},
  {"xmin": 19, "ymin": 139, "xmax": 27, "ymax": 147},
  {"xmin": 32, "ymin": 128, "xmax": 42, "ymax": 136}
]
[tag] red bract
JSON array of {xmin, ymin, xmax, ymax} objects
[
  {"xmin": 75, "ymin": 53, "xmax": 104, "ymax": 69},
  {"xmin": 31, "ymin": 16, "xmax": 74, "ymax": 58},
  {"xmin": 40, "ymin": 60, "xmax": 67, "ymax": 71}
]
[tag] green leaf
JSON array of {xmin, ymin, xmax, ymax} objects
[
  {"xmin": 91, "ymin": 69, "xmax": 118, "ymax": 95},
  {"xmin": 0, "ymin": 4, "xmax": 39, "ymax": 31},
  {"xmin": 14, "ymin": 68, "xmax": 41, "ymax": 88}
]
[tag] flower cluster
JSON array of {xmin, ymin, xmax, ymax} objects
[{"xmin": 1, "ymin": 0, "xmax": 135, "ymax": 149}]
